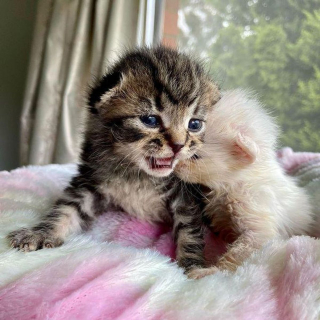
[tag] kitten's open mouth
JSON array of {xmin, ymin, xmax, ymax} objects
[{"xmin": 146, "ymin": 156, "xmax": 174, "ymax": 170}]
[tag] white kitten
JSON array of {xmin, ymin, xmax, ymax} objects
[{"xmin": 176, "ymin": 89, "xmax": 314, "ymax": 279}]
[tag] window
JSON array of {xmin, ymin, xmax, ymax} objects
[{"xmin": 178, "ymin": 0, "xmax": 320, "ymax": 151}]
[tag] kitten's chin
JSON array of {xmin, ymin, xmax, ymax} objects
[{"xmin": 141, "ymin": 156, "xmax": 179, "ymax": 177}]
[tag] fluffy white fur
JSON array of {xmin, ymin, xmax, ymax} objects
[
  {"xmin": 176, "ymin": 89, "xmax": 314, "ymax": 278},
  {"xmin": 1, "ymin": 163, "xmax": 320, "ymax": 318}
]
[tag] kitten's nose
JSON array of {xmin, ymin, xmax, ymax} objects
[{"xmin": 171, "ymin": 143, "xmax": 184, "ymax": 154}]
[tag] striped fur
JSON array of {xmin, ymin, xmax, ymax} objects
[{"xmin": 8, "ymin": 46, "xmax": 220, "ymax": 273}]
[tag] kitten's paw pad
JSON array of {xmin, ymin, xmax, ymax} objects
[
  {"xmin": 43, "ymin": 238, "xmax": 63, "ymax": 249},
  {"xmin": 186, "ymin": 266, "xmax": 219, "ymax": 279},
  {"xmin": 8, "ymin": 228, "xmax": 43, "ymax": 251},
  {"xmin": 7, "ymin": 229, "xmax": 63, "ymax": 251}
]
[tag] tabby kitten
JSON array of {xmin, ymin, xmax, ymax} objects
[{"xmin": 8, "ymin": 46, "xmax": 220, "ymax": 273}]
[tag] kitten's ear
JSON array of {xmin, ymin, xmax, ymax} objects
[
  {"xmin": 232, "ymin": 132, "xmax": 259, "ymax": 164},
  {"xmin": 88, "ymin": 70, "xmax": 123, "ymax": 114}
]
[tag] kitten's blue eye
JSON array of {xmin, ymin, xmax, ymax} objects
[
  {"xmin": 140, "ymin": 115, "xmax": 160, "ymax": 128},
  {"xmin": 188, "ymin": 119, "xmax": 203, "ymax": 132}
]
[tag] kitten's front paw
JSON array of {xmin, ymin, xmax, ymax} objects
[
  {"xmin": 216, "ymin": 259, "xmax": 238, "ymax": 272},
  {"xmin": 186, "ymin": 266, "xmax": 219, "ymax": 279},
  {"xmin": 7, "ymin": 228, "xmax": 63, "ymax": 252}
]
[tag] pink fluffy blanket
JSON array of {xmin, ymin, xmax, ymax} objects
[{"xmin": 0, "ymin": 147, "xmax": 320, "ymax": 320}]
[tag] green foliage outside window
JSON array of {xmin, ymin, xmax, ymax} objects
[{"xmin": 179, "ymin": 0, "xmax": 320, "ymax": 151}]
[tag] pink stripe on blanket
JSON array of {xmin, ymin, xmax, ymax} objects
[
  {"xmin": 273, "ymin": 237, "xmax": 320, "ymax": 320},
  {"xmin": 0, "ymin": 250, "xmax": 157, "ymax": 320},
  {"xmin": 88, "ymin": 210, "xmax": 227, "ymax": 263}
]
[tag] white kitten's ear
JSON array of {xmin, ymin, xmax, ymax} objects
[{"xmin": 232, "ymin": 132, "xmax": 259, "ymax": 164}]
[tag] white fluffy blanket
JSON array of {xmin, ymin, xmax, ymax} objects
[{"xmin": 0, "ymin": 148, "xmax": 320, "ymax": 320}]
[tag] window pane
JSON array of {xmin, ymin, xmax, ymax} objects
[{"xmin": 178, "ymin": 0, "xmax": 320, "ymax": 151}]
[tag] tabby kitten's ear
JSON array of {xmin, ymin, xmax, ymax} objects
[{"xmin": 88, "ymin": 70, "xmax": 124, "ymax": 114}]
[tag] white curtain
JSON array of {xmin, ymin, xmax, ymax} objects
[{"xmin": 20, "ymin": 0, "xmax": 164, "ymax": 165}]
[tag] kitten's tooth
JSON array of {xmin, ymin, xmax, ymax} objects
[{"xmin": 155, "ymin": 157, "xmax": 173, "ymax": 166}]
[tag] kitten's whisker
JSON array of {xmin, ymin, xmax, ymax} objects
[
  {"xmin": 121, "ymin": 155, "xmax": 137, "ymax": 177},
  {"xmin": 113, "ymin": 148, "xmax": 137, "ymax": 173},
  {"xmin": 110, "ymin": 127, "xmax": 123, "ymax": 143}
]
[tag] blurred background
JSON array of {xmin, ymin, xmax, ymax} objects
[{"xmin": 0, "ymin": 0, "xmax": 319, "ymax": 171}]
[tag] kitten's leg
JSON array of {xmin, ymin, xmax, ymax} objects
[
  {"xmin": 8, "ymin": 169, "xmax": 106, "ymax": 251},
  {"xmin": 186, "ymin": 233, "xmax": 260, "ymax": 279},
  {"xmin": 214, "ymin": 206, "xmax": 278, "ymax": 273},
  {"xmin": 189, "ymin": 230, "xmax": 275, "ymax": 279},
  {"xmin": 215, "ymin": 231, "xmax": 271, "ymax": 272},
  {"xmin": 173, "ymin": 208, "xmax": 206, "ymax": 274},
  {"xmin": 187, "ymin": 265, "xmax": 220, "ymax": 279},
  {"xmin": 188, "ymin": 206, "xmax": 278, "ymax": 279}
]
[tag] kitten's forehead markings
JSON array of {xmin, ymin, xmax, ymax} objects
[
  {"xmin": 193, "ymin": 104, "xmax": 207, "ymax": 120},
  {"xmin": 188, "ymin": 94, "xmax": 199, "ymax": 107},
  {"xmin": 163, "ymin": 88, "xmax": 179, "ymax": 106},
  {"xmin": 139, "ymin": 96, "xmax": 153, "ymax": 106},
  {"xmin": 149, "ymin": 98, "xmax": 159, "ymax": 113},
  {"xmin": 189, "ymin": 96, "xmax": 200, "ymax": 113},
  {"xmin": 159, "ymin": 96, "xmax": 201, "ymax": 130},
  {"xmin": 160, "ymin": 114, "xmax": 171, "ymax": 129},
  {"xmin": 154, "ymin": 95, "xmax": 164, "ymax": 112}
]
